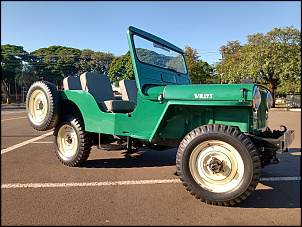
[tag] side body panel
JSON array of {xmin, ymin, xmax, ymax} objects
[{"xmin": 60, "ymin": 87, "xmax": 255, "ymax": 141}]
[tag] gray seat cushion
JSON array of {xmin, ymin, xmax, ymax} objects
[
  {"xmin": 80, "ymin": 72, "xmax": 136, "ymax": 113},
  {"xmin": 80, "ymin": 72, "xmax": 115, "ymax": 102},
  {"xmin": 63, "ymin": 76, "xmax": 82, "ymax": 90},
  {"xmin": 119, "ymin": 79, "xmax": 138, "ymax": 103},
  {"xmin": 99, "ymin": 100, "xmax": 137, "ymax": 113}
]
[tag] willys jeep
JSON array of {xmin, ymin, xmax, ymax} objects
[{"xmin": 26, "ymin": 26, "xmax": 295, "ymax": 206}]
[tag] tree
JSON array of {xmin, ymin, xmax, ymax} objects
[
  {"xmin": 1, "ymin": 44, "xmax": 28, "ymax": 103},
  {"xmin": 90, "ymin": 51, "xmax": 115, "ymax": 75},
  {"xmin": 276, "ymin": 78, "xmax": 301, "ymax": 97},
  {"xmin": 184, "ymin": 46, "xmax": 211, "ymax": 84},
  {"xmin": 76, "ymin": 49, "xmax": 94, "ymax": 74},
  {"xmin": 108, "ymin": 51, "xmax": 134, "ymax": 86},
  {"xmin": 30, "ymin": 46, "xmax": 81, "ymax": 88},
  {"xmin": 76, "ymin": 49, "xmax": 115, "ymax": 76},
  {"xmin": 217, "ymin": 26, "xmax": 301, "ymax": 106},
  {"xmin": 15, "ymin": 63, "xmax": 38, "ymax": 88},
  {"xmin": 216, "ymin": 40, "xmax": 244, "ymax": 84},
  {"xmin": 243, "ymin": 26, "xmax": 301, "ymax": 104}
]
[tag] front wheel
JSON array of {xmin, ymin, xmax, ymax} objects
[
  {"xmin": 54, "ymin": 115, "xmax": 91, "ymax": 167},
  {"xmin": 176, "ymin": 124, "xmax": 261, "ymax": 206}
]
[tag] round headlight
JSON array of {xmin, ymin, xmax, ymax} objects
[
  {"xmin": 253, "ymin": 86, "xmax": 261, "ymax": 111},
  {"xmin": 266, "ymin": 91, "xmax": 273, "ymax": 110}
]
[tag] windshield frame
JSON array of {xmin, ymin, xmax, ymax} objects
[{"xmin": 132, "ymin": 33, "xmax": 188, "ymax": 75}]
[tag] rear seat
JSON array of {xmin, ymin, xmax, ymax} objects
[
  {"xmin": 119, "ymin": 79, "xmax": 138, "ymax": 103},
  {"xmin": 80, "ymin": 72, "xmax": 136, "ymax": 113},
  {"xmin": 63, "ymin": 76, "xmax": 82, "ymax": 90}
]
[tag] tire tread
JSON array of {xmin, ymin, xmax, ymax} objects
[{"xmin": 176, "ymin": 124, "xmax": 261, "ymax": 206}]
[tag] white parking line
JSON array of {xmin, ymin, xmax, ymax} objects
[
  {"xmin": 1, "ymin": 131, "xmax": 53, "ymax": 155},
  {"xmin": 259, "ymin": 176, "xmax": 301, "ymax": 181},
  {"xmin": 1, "ymin": 179, "xmax": 181, "ymax": 188},
  {"xmin": 1, "ymin": 177, "xmax": 300, "ymax": 189}
]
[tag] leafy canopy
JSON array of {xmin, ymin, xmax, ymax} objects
[
  {"xmin": 217, "ymin": 26, "xmax": 301, "ymax": 100},
  {"xmin": 108, "ymin": 51, "xmax": 134, "ymax": 87}
]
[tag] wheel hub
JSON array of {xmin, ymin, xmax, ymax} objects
[
  {"xmin": 207, "ymin": 157, "xmax": 224, "ymax": 174},
  {"xmin": 38, "ymin": 101, "xmax": 44, "ymax": 111},
  {"xmin": 66, "ymin": 136, "xmax": 73, "ymax": 144}
]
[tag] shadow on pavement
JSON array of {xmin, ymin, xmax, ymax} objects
[
  {"xmin": 235, "ymin": 179, "xmax": 300, "ymax": 208},
  {"xmin": 236, "ymin": 148, "xmax": 301, "ymax": 208},
  {"xmin": 81, "ymin": 147, "xmax": 177, "ymax": 168},
  {"xmin": 81, "ymin": 146, "xmax": 300, "ymax": 209}
]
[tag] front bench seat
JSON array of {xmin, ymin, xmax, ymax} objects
[{"xmin": 80, "ymin": 72, "xmax": 136, "ymax": 113}]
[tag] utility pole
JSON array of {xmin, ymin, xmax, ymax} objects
[
  {"xmin": 21, "ymin": 85, "xmax": 26, "ymax": 104},
  {"xmin": 15, "ymin": 78, "xmax": 18, "ymax": 101},
  {"xmin": 220, "ymin": 50, "xmax": 224, "ymax": 84}
]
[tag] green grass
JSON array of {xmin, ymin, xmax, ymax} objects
[{"xmin": 275, "ymin": 103, "xmax": 287, "ymax": 107}]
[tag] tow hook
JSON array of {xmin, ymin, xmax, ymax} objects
[{"xmin": 272, "ymin": 154, "xmax": 280, "ymax": 164}]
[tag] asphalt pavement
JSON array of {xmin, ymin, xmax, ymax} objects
[{"xmin": 1, "ymin": 108, "xmax": 301, "ymax": 226}]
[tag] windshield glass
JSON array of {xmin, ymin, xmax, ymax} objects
[{"xmin": 133, "ymin": 35, "xmax": 187, "ymax": 74}]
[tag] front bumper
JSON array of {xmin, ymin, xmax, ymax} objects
[{"xmin": 248, "ymin": 127, "xmax": 295, "ymax": 154}]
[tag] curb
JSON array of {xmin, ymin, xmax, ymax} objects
[
  {"xmin": 1, "ymin": 107, "xmax": 26, "ymax": 111},
  {"xmin": 271, "ymin": 108, "xmax": 301, "ymax": 111},
  {"xmin": 1, "ymin": 104, "xmax": 26, "ymax": 111}
]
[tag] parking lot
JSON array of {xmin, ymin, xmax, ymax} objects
[{"xmin": 1, "ymin": 108, "xmax": 301, "ymax": 226}]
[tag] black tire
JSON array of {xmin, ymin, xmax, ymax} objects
[
  {"xmin": 176, "ymin": 124, "xmax": 261, "ymax": 206},
  {"xmin": 53, "ymin": 115, "xmax": 91, "ymax": 167},
  {"xmin": 26, "ymin": 81, "xmax": 60, "ymax": 131}
]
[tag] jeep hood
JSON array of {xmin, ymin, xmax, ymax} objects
[{"xmin": 145, "ymin": 84, "xmax": 256, "ymax": 102}]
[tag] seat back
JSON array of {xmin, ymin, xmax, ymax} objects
[
  {"xmin": 80, "ymin": 72, "xmax": 115, "ymax": 103},
  {"xmin": 63, "ymin": 76, "xmax": 82, "ymax": 90},
  {"xmin": 119, "ymin": 79, "xmax": 138, "ymax": 103}
]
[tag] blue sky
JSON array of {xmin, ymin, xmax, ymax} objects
[{"xmin": 1, "ymin": 1, "xmax": 301, "ymax": 65}]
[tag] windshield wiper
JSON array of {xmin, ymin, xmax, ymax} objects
[
  {"xmin": 153, "ymin": 43, "xmax": 170, "ymax": 52},
  {"xmin": 165, "ymin": 66, "xmax": 179, "ymax": 73}
]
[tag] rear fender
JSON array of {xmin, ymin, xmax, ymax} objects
[{"xmin": 59, "ymin": 90, "xmax": 114, "ymax": 133}]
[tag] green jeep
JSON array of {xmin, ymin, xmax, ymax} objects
[{"xmin": 26, "ymin": 26, "xmax": 295, "ymax": 206}]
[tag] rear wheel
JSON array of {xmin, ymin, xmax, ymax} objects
[
  {"xmin": 26, "ymin": 81, "xmax": 60, "ymax": 131},
  {"xmin": 54, "ymin": 115, "xmax": 91, "ymax": 167},
  {"xmin": 176, "ymin": 124, "xmax": 261, "ymax": 206}
]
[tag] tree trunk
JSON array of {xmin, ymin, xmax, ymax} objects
[
  {"xmin": 2, "ymin": 80, "xmax": 11, "ymax": 104},
  {"xmin": 267, "ymin": 73, "xmax": 278, "ymax": 108},
  {"xmin": 269, "ymin": 82, "xmax": 276, "ymax": 108},
  {"xmin": 15, "ymin": 80, "xmax": 18, "ymax": 101}
]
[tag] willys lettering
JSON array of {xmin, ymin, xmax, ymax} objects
[{"xmin": 194, "ymin": 93, "xmax": 213, "ymax": 99}]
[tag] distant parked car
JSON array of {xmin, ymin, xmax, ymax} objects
[
  {"xmin": 275, "ymin": 97, "xmax": 285, "ymax": 104},
  {"xmin": 286, "ymin": 93, "xmax": 301, "ymax": 107}
]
